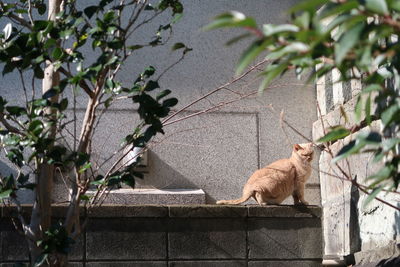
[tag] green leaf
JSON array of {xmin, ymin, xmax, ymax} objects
[
  {"xmin": 317, "ymin": 126, "xmax": 350, "ymax": 143},
  {"xmin": 59, "ymin": 98, "xmax": 68, "ymax": 111},
  {"xmin": 266, "ymin": 42, "xmax": 309, "ymax": 61},
  {"xmin": 333, "ymin": 140, "xmax": 359, "ymax": 162},
  {"xmin": 34, "ymin": 66, "xmax": 44, "ymax": 79},
  {"xmin": 355, "ymin": 95, "xmax": 363, "ymax": 122},
  {"xmin": 3, "ymin": 23, "xmax": 12, "ymax": 40},
  {"xmin": 28, "ymin": 120, "xmax": 44, "ymax": 135},
  {"xmin": 364, "ymin": 0, "xmax": 389, "ymax": 15},
  {"xmin": 79, "ymin": 162, "xmax": 92, "ymax": 173},
  {"xmin": 363, "ymin": 185, "xmax": 385, "ymax": 208},
  {"xmin": 362, "ymin": 84, "xmax": 382, "ymax": 93},
  {"xmin": 6, "ymin": 106, "xmax": 26, "ymax": 116},
  {"xmin": 365, "ymin": 93, "xmax": 371, "ymax": 125},
  {"xmin": 318, "ymin": 1, "xmax": 359, "ymax": 19},
  {"xmin": 42, "ymin": 89, "xmax": 58, "ymax": 99},
  {"xmin": 80, "ymin": 195, "xmax": 90, "ymax": 201},
  {"xmin": 0, "ymin": 189, "xmax": 12, "ymax": 199},
  {"xmin": 258, "ymin": 63, "xmax": 289, "ymax": 93},
  {"xmin": 388, "ymin": 0, "xmax": 400, "ymax": 11},
  {"xmin": 37, "ymin": 3, "xmax": 46, "ymax": 15},
  {"xmin": 52, "ymin": 47, "xmax": 63, "ymax": 60},
  {"xmin": 156, "ymin": 89, "xmax": 171, "ymax": 100},
  {"xmin": 162, "ymin": 98, "xmax": 178, "ymax": 108},
  {"xmin": 382, "ymin": 138, "xmax": 400, "ymax": 152},
  {"xmin": 34, "ymin": 253, "xmax": 48, "ymax": 267},
  {"xmin": 236, "ymin": 39, "xmax": 269, "ymax": 75},
  {"xmin": 172, "ymin": 42, "xmax": 186, "ymax": 51},
  {"xmin": 203, "ymin": 11, "xmax": 257, "ymax": 31},
  {"xmin": 334, "ymin": 22, "xmax": 364, "ymax": 64},
  {"xmin": 381, "ymin": 104, "xmax": 400, "ymax": 127},
  {"xmin": 225, "ymin": 33, "xmax": 253, "ymax": 46},
  {"xmin": 128, "ymin": 45, "xmax": 144, "ymax": 51},
  {"xmin": 144, "ymin": 81, "xmax": 159, "ymax": 91},
  {"xmin": 262, "ymin": 24, "xmax": 299, "ymax": 36},
  {"xmin": 363, "ymin": 131, "xmax": 382, "ymax": 143}
]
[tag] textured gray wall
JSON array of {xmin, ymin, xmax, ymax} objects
[
  {"xmin": 0, "ymin": 205, "xmax": 323, "ymax": 265},
  {"xmin": 0, "ymin": 0, "xmax": 319, "ymax": 204}
]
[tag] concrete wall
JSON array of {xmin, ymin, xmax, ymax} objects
[
  {"xmin": 313, "ymin": 69, "xmax": 400, "ymax": 265},
  {"xmin": 0, "ymin": 0, "xmax": 319, "ymax": 205},
  {"xmin": 0, "ymin": 204, "xmax": 322, "ymax": 266}
]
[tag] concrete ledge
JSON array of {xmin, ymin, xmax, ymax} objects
[
  {"xmin": 1, "ymin": 204, "xmax": 322, "ymax": 264},
  {"xmin": 1, "ymin": 204, "xmax": 322, "ymax": 218},
  {"xmin": 248, "ymin": 205, "xmax": 322, "ymax": 218}
]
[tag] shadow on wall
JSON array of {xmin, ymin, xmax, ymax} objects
[
  {"xmin": 0, "ymin": 159, "xmax": 15, "ymax": 177},
  {"xmin": 142, "ymin": 150, "xmax": 216, "ymax": 203}
]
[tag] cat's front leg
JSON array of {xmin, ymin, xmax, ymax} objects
[{"xmin": 293, "ymin": 183, "xmax": 309, "ymax": 205}]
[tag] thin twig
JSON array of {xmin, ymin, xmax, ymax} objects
[{"xmin": 162, "ymin": 59, "xmax": 269, "ymax": 125}]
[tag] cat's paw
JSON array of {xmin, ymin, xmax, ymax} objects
[{"xmin": 295, "ymin": 200, "xmax": 309, "ymax": 206}]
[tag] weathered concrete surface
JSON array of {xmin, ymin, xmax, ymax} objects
[
  {"xmin": 0, "ymin": 0, "xmax": 319, "ymax": 205},
  {"xmin": 248, "ymin": 218, "xmax": 322, "ymax": 259},
  {"xmin": 168, "ymin": 218, "xmax": 247, "ymax": 259},
  {"xmin": 1, "ymin": 204, "xmax": 322, "ymax": 265},
  {"xmin": 86, "ymin": 218, "xmax": 167, "ymax": 260}
]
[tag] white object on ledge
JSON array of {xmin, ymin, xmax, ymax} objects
[{"xmin": 87, "ymin": 188, "xmax": 206, "ymax": 205}]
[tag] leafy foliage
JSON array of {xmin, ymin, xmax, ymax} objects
[
  {"xmin": 207, "ymin": 0, "xmax": 400, "ymax": 204},
  {"xmin": 0, "ymin": 0, "xmax": 187, "ymax": 264}
]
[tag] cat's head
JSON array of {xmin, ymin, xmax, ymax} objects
[{"xmin": 292, "ymin": 143, "xmax": 314, "ymax": 162}]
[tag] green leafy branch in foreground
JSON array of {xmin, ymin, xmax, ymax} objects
[
  {"xmin": 0, "ymin": 0, "xmax": 189, "ymax": 265},
  {"xmin": 205, "ymin": 0, "xmax": 400, "ymax": 207}
]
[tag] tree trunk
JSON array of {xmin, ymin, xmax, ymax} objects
[{"xmin": 29, "ymin": 0, "xmax": 62, "ymax": 265}]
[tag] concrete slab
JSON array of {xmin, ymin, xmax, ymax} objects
[
  {"xmin": 248, "ymin": 218, "xmax": 322, "ymax": 260},
  {"xmin": 168, "ymin": 218, "xmax": 246, "ymax": 259},
  {"xmin": 86, "ymin": 218, "xmax": 166, "ymax": 260}
]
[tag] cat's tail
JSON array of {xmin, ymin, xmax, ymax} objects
[{"xmin": 216, "ymin": 191, "xmax": 253, "ymax": 205}]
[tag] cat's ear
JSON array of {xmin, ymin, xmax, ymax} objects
[{"xmin": 293, "ymin": 144, "xmax": 302, "ymax": 151}]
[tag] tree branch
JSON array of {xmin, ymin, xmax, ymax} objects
[
  {"xmin": 58, "ymin": 67, "xmax": 94, "ymax": 98},
  {"xmin": 0, "ymin": 112, "xmax": 21, "ymax": 134}
]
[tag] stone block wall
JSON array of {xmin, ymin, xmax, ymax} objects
[
  {"xmin": 313, "ymin": 67, "xmax": 400, "ymax": 265},
  {"xmin": 0, "ymin": 205, "xmax": 322, "ymax": 266}
]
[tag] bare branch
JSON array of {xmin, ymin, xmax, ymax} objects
[
  {"xmin": 27, "ymin": 0, "xmax": 34, "ymax": 26},
  {"xmin": 162, "ymin": 59, "xmax": 269, "ymax": 125}
]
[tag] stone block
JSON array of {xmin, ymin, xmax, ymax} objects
[
  {"xmin": 1, "ymin": 224, "xmax": 29, "ymax": 261},
  {"xmin": 312, "ymin": 93, "xmax": 378, "ymax": 141},
  {"xmin": 247, "ymin": 205, "xmax": 321, "ymax": 218},
  {"xmin": 168, "ymin": 218, "xmax": 246, "ymax": 259},
  {"xmin": 68, "ymin": 263, "xmax": 84, "ymax": 267},
  {"xmin": 248, "ymin": 260, "xmax": 322, "ymax": 267},
  {"xmin": 86, "ymin": 218, "xmax": 166, "ymax": 260},
  {"xmin": 86, "ymin": 262, "xmax": 166, "ymax": 267},
  {"xmin": 248, "ymin": 218, "xmax": 322, "ymax": 259},
  {"xmin": 169, "ymin": 261, "xmax": 246, "ymax": 267},
  {"xmin": 88, "ymin": 189, "xmax": 206, "ymax": 205},
  {"xmin": 169, "ymin": 205, "xmax": 247, "ymax": 218},
  {"xmin": 87, "ymin": 205, "xmax": 168, "ymax": 218}
]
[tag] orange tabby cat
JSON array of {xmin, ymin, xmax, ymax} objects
[{"xmin": 216, "ymin": 143, "xmax": 314, "ymax": 205}]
